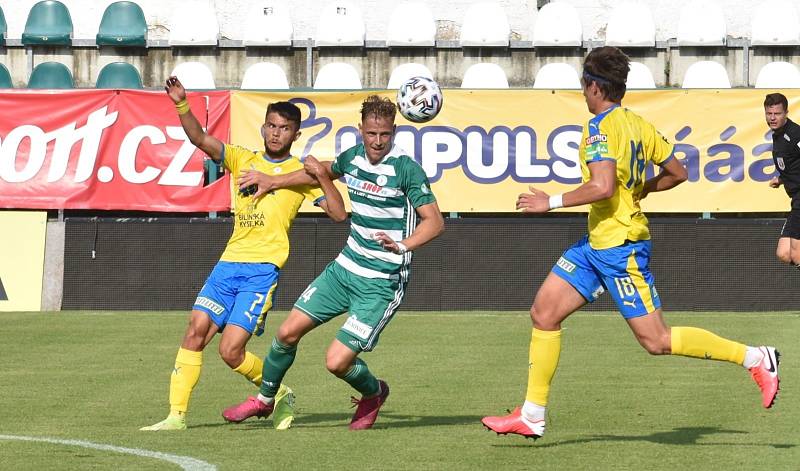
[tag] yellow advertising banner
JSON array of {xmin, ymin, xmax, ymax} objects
[
  {"xmin": 0, "ymin": 211, "xmax": 46, "ymax": 311},
  {"xmin": 231, "ymin": 89, "xmax": 792, "ymax": 213}
]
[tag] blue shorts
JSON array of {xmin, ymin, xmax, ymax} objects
[
  {"xmin": 193, "ymin": 261, "xmax": 280, "ymax": 336},
  {"xmin": 551, "ymin": 236, "xmax": 661, "ymax": 319}
]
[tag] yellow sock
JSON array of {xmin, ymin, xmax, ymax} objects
[
  {"xmin": 525, "ymin": 328, "xmax": 562, "ymax": 407},
  {"xmin": 670, "ymin": 327, "xmax": 746, "ymax": 365},
  {"xmin": 233, "ymin": 351, "xmax": 264, "ymax": 386},
  {"xmin": 169, "ymin": 348, "xmax": 203, "ymax": 415}
]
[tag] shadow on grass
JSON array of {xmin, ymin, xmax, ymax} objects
[
  {"xmin": 489, "ymin": 426, "xmax": 796, "ymax": 449},
  {"xmin": 191, "ymin": 411, "xmax": 483, "ymax": 430}
]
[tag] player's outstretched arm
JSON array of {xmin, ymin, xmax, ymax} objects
[
  {"xmin": 165, "ymin": 76, "xmax": 223, "ymax": 162},
  {"xmin": 374, "ymin": 202, "xmax": 444, "ymax": 254},
  {"xmin": 237, "ymin": 159, "xmax": 341, "ymax": 199},
  {"xmin": 641, "ymin": 157, "xmax": 688, "ymax": 198},
  {"xmin": 517, "ymin": 160, "xmax": 616, "ymax": 213},
  {"xmin": 305, "ymin": 156, "xmax": 347, "ymax": 222}
]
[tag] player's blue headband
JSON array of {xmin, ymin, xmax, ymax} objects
[{"xmin": 582, "ymin": 69, "xmax": 612, "ymax": 85}]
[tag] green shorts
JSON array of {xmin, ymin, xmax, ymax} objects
[{"xmin": 294, "ymin": 261, "xmax": 406, "ymax": 352}]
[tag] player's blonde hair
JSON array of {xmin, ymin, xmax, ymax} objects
[{"xmin": 360, "ymin": 95, "xmax": 396, "ymax": 123}]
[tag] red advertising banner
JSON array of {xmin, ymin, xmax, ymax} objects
[{"xmin": 0, "ymin": 89, "xmax": 231, "ymax": 211}]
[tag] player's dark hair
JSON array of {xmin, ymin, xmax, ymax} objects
[
  {"xmin": 265, "ymin": 101, "xmax": 302, "ymax": 128},
  {"xmin": 582, "ymin": 46, "xmax": 630, "ymax": 102},
  {"xmin": 360, "ymin": 95, "xmax": 396, "ymax": 123},
  {"xmin": 764, "ymin": 93, "xmax": 788, "ymax": 111}
]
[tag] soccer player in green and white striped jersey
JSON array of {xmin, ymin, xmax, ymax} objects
[{"xmin": 222, "ymin": 95, "xmax": 445, "ymax": 430}]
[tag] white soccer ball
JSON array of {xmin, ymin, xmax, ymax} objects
[{"xmin": 396, "ymin": 76, "xmax": 443, "ymax": 123}]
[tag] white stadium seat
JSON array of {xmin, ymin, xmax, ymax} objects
[
  {"xmin": 751, "ymin": 0, "xmax": 800, "ymax": 46},
  {"xmin": 243, "ymin": 3, "xmax": 293, "ymax": 46},
  {"xmin": 626, "ymin": 62, "xmax": 656, "ymax": 89},
  {"xmin": 387, "ymin": 63, "xmax": 434, "ymax": 89},
  {"xmin": 681, "ymin": 61, "xmax": 731, "ymax": 88},
  {"xmin": 605, "ymin": 2, "xmax": 655, "ymax": 48},
  {"xmin": 532, "ymin": 2, "xmax": 582, "ymax": 47},
  {"xmin": 387, "ymin": 2, "xmax": 436, "ymax": 47},
  {"xmin": 168, "ymin": 1, "xmax": 219, "ymax": 46},
  {"xmin": 677, "ymin": 0, "xmax": 726, "ymax": 46},
  {"xmin": 240, "ymin": 62, "xmax": 290, "ymax": 89},
  {"xmin": 315, "ymin": 1, "xmax": 365, "ymax": 47},
  {"xmin": 460, "ymin": 2, "xmax": 510, "ymax": 47},
  {"xmin": 314, "ymin": 62, "xmax": 362, "ymax": 89},
  {"xmin": 755, "ymin": 61, "xmax": 800, "ymax": 88},
  {"xmin": 461, "ymin": 63, "xmax": 509, "ymax": 88},
  {"xmin": 171, "ymin": 62, "xmax": 216, "ymax": 89},
  {"xmin": 533, "ymin": 63, "xmax": 580, "ymax": 89}
]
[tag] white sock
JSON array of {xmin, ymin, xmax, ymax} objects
[
  {"xmin": 257, "ymin": 393, "xmax": 275, "ymax": 406},
  {"xmin": 522, "ymin": 400, "xmax": 546, "ymax": 422},
  {"xmin": 742, "ymin": 346, "xmax": 763, "ymax": 369}
]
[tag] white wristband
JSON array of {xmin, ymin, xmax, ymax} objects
[
  {"xmin": 548, "ymin": 194, "xmax": 564, "ymax": 210},
  {"xmin": 396, "ymin": 242, "xmax": 408, "ymax": 254}
]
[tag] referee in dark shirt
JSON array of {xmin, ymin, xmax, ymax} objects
[{"xmin": 764, "ymin": 93, "xmax": 800, "ymax": 269}]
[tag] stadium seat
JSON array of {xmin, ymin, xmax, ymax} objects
[
  {"xmin": 533, "ymin": 63, "xmax": 580, "ymax": 89},
  {"xmin": 605, "ymin": 2, "xmax": 655, "ymax": 47},
  {"xmin": 681, "ymin": 61, "xmax": 731, "ymax": 88},
  {"xmin": 386, "ymin": 2, "xmax": 435, "ymax": 47},
  {"xmin": 461, "ymin": 63, "xmax": 509, "ymax": 88},
  {"xmin": 677, "ymin": 0, "xmax": 726, "ymax": 46},
  {"xmin": 751, "ymin": 0, "xmax": 800, "ymax": 45},
  {"xmin": 315, "ymin": 1, "xmax": 365, "ymax": 47},
  {"xmin": 387, "ymin": 63, "xmax": 433, "ymax": 89},
  {"xmin": 0, "ymin": 63, "xmax": 12, "ymax": 88},
  {"xmin": 243, "ymin": 3, "xmax": 293, "ymax": 46},
  {"xmin": 28, "ymin": 62, "xmax": 74, "ymax": 89},
  {"xmin": 168, "ymin": 1, "xmax": 219, "ymax": 46},
  {"xmin": 755, "ymin": 61, "xmax": 800, "ymax": 88},
  {"xmin": 626, "ymin": 62, "xmax": 656, "ymax": 89},
  {"xmin": 22, "ymin": 0, "xmax": 73, "ymax": 45},
  {"xmin": 460, "ymin": 2, "xmax": 510, "ymax": 47},
  {"xmin": 96, "ymin": 1, "xmax": 147, "ymax": 47},
  {"xmin": 532, "ymin": 2, "xmax": 582, "ymax": 47},
  {"xmin": 96, "ymin": 62, "xmax": 143, "ymax": 89},
  {"xmin": 170, "ymin": 62, "xmax": 215, "ymax": 89},
  {"xmin": 313, "ymin": 62, "xmax": 361, "ymax": 89},
  {"xmin": 240, "ymin": 62, "xmax": 290, "ymax": 89},
  {"xmin": 0, "ymin": 6, "xmax": 7, "ymax": 41}
]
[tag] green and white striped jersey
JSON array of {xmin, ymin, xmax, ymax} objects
[{"xmin": 331, "ymin": 143, "xmax": 436, "ymax": 282}]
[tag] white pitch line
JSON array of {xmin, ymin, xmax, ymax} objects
[{"xmin": 0, "ymin": 435, "xmax": 217, "ymax": 471}]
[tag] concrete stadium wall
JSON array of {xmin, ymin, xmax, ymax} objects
[
  {"xmin": 61, "ymin": 217, "xmax": 800, "ymax": 312},
  {"xmin": 0, "ymin": 0, "xmax": 784, "ymax": 44},
  {"xmin": 3, "ymin": 1, "xmax": 800, "ymax": 89}
]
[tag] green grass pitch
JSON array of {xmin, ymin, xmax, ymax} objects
[{"xmin": 0, "ymin": 311, "xmax": 797, "ymax": 470}]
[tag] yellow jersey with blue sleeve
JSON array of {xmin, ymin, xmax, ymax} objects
[
  {"xmin": 579, "ymin": 105, "xmax": 674, "ymax": 249},
  {"xmin": 219, "ymin": 144, "xmax": 324, "ymax": 266}
]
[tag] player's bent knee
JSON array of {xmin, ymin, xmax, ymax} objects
[
  {"xmin": 218, "ymin": 344, "xmax": 245, "ymax": 368},
  {"xmin": 325, "ymin": 357, "xmax": 351, "ymax": 377},
  {"xmin": 776, "ymin": 250, "xmax": 792, "ymax": 264}
]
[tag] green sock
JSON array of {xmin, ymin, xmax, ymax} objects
[
  {"xmin": 342, "ymin": 358, "xmax": 380, "ymax": 397},
  {"xmin": 260, "ymin": 338, "xmax": 297, "ymax": 397}
]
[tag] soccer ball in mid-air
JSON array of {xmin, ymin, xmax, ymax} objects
[{"xmin": 396, "ymin": 76, "xmax": 443, "ymax": 123}]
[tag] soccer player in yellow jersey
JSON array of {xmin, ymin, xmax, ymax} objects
[
  {"xmin": 482, "ymin": 47, "xmax": 780, "ymax": 439},
  {"xmin": 140, "ymin": 76, "xmax": 346, "ymax": 431}
]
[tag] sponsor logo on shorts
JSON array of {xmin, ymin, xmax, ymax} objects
[
  {"xmin": 591, "ymin": 286, "xmax": 605, "ymax": 300},
  {"xmin": 652, "ymin": 286, "xmax": 659, "ymax": 299},
  {"xmin": 343, "ymin": 315, "xmax": 374, "ymax": 340},
  {"xmin": 556, "ymin": 256, "xmax": 576, "ymax": 273},
  {"xmin": 195, "ymin": 296, "xmax": 224, "ymax": 315}
]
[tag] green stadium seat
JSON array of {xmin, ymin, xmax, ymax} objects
[
  {"xmin": 96, "ymin": 2, "xmax": 147, "ymax": 47},
  {"xmin": 0, "ymin": 64, "xmax": 12, "ymax": 88},
  {"xmin": 22, "ymin": 0, "xmax": 73, "ymax": 46},
  {"xmin": 0, "ymin": 6, "xmax": 7, "ymax": 41},
  {"xmin": 96, "ymin": 62, "xmax": 143, "ymax": 89},
  {"xmin": 28, "ymin": 62, "xmax": 74, "ymax": 89}
]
